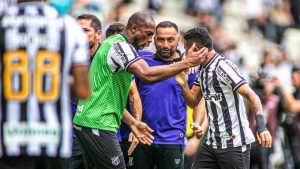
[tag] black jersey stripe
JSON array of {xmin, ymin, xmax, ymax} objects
[{"xmin": 212, "ymin": 56, "xmax": 233, "ymax": 147}]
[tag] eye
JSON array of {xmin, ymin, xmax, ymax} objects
[
  {"xmin": 147, "ymin": 31, "xmax": 154, "ymax": 36},
  {"xmin": 83, "ymin": 28, "xmax": 89, "ymax": 32},
  {"xmin": 168, "ymin": 38, "xmax": 175, "ymax": 43}
]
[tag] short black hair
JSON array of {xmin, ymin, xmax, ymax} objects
[
  {"xmin": 292, "ymin": 65, "xmax": 300, "ymax": 73},
  {"xmin": 156, "ymin": 21, "xmax": 178, "ymax": 32},
  {"xmin": 76, "ymin": 14, "xmax": 102, "ymax": 31},
  {"xmin": 127, "ymin": 11, "xmax": 154, "ymax": 28},
  {"xmin": 106, "ymin": 23, "xmax": 125, "ymax": 38},
  {"xmin": 183, "ymin": 27, "xmax": 213, "ymax": 51}
]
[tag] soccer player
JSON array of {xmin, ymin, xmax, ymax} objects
[
  {"xmin": 76, "ymin": 14, "xmax": 102, "ymax": 61},
  {"xmin": 106, "ymin": 22, "xmax": 141, "ymax": 168},
  {"xmin": 68, "ymin": 14, "xmax": 103, "ymax": 169},
  {"xmin": 132, "ymin": 21, "xmax": 197, "ymax": 169},
  {"xmin": 0, "ymin": 0, "xmax": 90, "ymax": 169},
  {"xmin": 73, "ymin": 11, "xmax": 208, "ymax": 169},
  {"xmin": 174, "ymin": 27, "xmax": 272, "ymax": 169},
  {"xmin": 0, "ymin": 0, "xmax": 16, "ymax": 14}
]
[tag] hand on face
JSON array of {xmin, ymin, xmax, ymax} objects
[{"xmin": 185, "ymin": 43, "xmax": 208, "ymax": 67}]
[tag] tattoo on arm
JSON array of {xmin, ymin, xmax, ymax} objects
[
  {"xmin": 129, "ymin": 95, "xmax": 137, "ymax": 119},
  {"xmin": 248, "ymin": 91, "xmax": 263, "ymax": 116}
]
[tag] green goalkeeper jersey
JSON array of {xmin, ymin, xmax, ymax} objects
[{"xmin": 73, "ymin": 34, "xmax": 141, "ymax": 133}]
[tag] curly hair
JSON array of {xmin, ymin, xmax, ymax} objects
[{"xmin": 183, "ymin": 27, "xmax": 213, "ymax": 51}]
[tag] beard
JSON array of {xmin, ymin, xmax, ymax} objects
[
  {"xmin": 157, "ymin": 49, "xmax": 176, "ymax": 58},
  {"xmin": 131, "ymin": 37, "xmax": 140, "ymax": 51},
  {"xmin": 89, "ymin": 37, "xmax": 98, "ymax": 49}
]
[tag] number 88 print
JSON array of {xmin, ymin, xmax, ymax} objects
[{"xmin": 3, "ymin": 50, "xmax": 61, "ymax": 102}]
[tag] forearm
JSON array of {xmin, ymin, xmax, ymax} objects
[
  {"xmin": 128, "ymin": 80, "xmax": 142, "ymax": 120},
  {"xmin": 245, "ymin": 91, "xmax": 267, "ymax": 132},
  {"xmin": 238, "ymin": 85, "xmax": 268, "ymax": 133},
  {"xmin": 193, "ymin": 98, "xmax": 206, "ymax": 125},
  {"xmin": 132, "ymin": 60, "xmax": 192, "ymax": 84},
  {"xmin": 122, "ymin": 110, "xmax": 137, "ymax": 128},
  {"xmin": 129, "ymin": 93, "xmax": 142, "ymax": 121},
  {"xmin": 246, "ymin": 91, "xmax": 264, "ymax": 116},
  {"xmin": 201, "ymin": 114, "xmax": 209, "ymax": 134},
  {"xmin": 181, "ymin": 85, "xmax": 201, "ymax": 108}
]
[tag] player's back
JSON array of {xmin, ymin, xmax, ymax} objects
[{"xmin": 0, "ymin": 2, "xmax": 88, "ymax": 158}]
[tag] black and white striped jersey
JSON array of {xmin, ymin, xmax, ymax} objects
[
  {"xmin": 0, "ymin": 2, "xmax": 89, "ymax": 158},
  {"xmin": 0, "ymin": 0, "xmax": 16, "ymax": 15},
  {"xmin": 194, "ymin": 53, "xmax": 255, "ymax": 149}
]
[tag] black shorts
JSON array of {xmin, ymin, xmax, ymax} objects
[
  {"xmin": 69, "ymin": 137, "xmax": 85, "ymax": 169},
  {"xmin": 0, "ymin": 156, "xmax": 66, "ymax": 169},
  {"xmin": 74, "ymin": 124, "xmax": 126, "ymax": 169},
  {"xmin": 192, "ymin": 143, "xmax": 251, "ymax": 169},
  {"xmin": 133, "ymin": 144, "xmax": 184, "ymax": 169}
]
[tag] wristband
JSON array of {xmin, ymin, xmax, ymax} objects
[{"xmin": 256, "ymin": 114, "xmax": 267, "ymax": 133}]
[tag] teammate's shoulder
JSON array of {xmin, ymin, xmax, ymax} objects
[
  {"xmin": 140, "ymin": 55, "xmax": 153, "ymax": 63},
  {"xmin": 138, "ymin": 51, "xmax": 154, "ymax": 58}
]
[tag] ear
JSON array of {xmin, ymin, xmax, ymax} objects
[
  {"xmin": 96, "ymin": 30, "xmax": 102, "ymax": 40},
  {"xmin": 131, "ymin": 23, "xmax": 138, "ymax": 34},
  {"xmin": 193, "ymin": 45, "xmax": 200, "ymax": 52}
]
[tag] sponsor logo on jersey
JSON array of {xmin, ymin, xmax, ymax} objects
[
  {"xmin": 204, "ymin": 93, "xmax": 223, "ymax": 102},
  {"xmin": 216, "ymin": 66, "xmax": 233, "ymax": 85}
]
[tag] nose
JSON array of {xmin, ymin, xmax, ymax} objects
[{"xmin": 162, "ymin": 41, "xmax": 170, "ymax": 48}]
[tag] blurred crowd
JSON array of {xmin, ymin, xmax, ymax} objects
[{"xmin": 69, "ymin": 0, "xmax": 300, "ymax": 169}]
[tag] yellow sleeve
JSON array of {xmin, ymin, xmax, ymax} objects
[{"xmin": 186, "ymin": 106, "xmax": 194, "ymax": 138}]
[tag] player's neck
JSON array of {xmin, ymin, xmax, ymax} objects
[
  {"xmin": 156, "ymin": 51, "xmax": 179, "ymax": 62},
  {"xmin": 201, "ymin": 50, "xmax": 216, "ymax": 68},
  {"xmin": 90, "ymin": 43, "xmax": 100, "ymax": 58},
  {"xmin": 122, "ymin": 31, "xmax": 131, "ymax": 43}
]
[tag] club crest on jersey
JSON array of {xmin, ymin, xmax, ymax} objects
[
  {"xmin": 128, "ymin": 157, "xmax": 134, "ymax": 166},
  {"xmin": 204, "ymin": 93, "xmax": 223, "ymax": 102},
  {"xmin": 77, "ymin": 105, "xmax": 84, "ymax": 112},
  {"xmin": 220, "ymin": 132, "xmax": 230, "ymax": 140},
  {"xmin": 111, "ymin": 156, "xmax": 120, "ymax": 166},
  {"xmin": 175, "ymin": 159, "xmax": 181, "ymax": 165}
]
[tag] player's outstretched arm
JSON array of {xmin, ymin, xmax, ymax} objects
[
  {"xmin": 128, "ymin": 44, "xmax": 208, "ymax": 84},
  {"xmin": 122, "ymin": 110, "xmax": 154, "ymax": 145},
  {"xmin": 236, "ymin": 84, "xmax": 272, "ymax": 148},
  {"xmin": 71, "ymin": 65, "xmax": 90, "ymax": 100}
]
